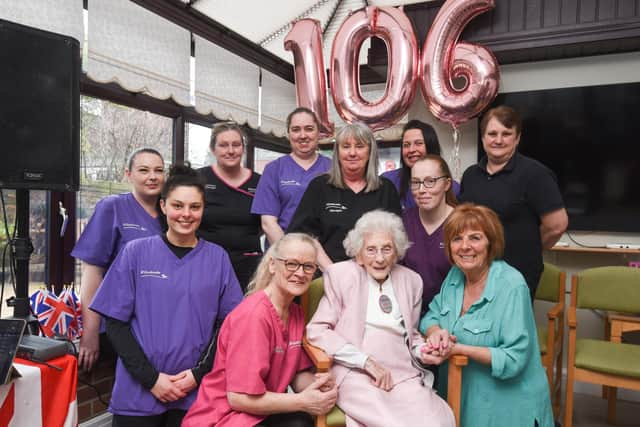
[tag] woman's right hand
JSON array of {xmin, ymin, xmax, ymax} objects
[
  {"xmin": 78, "ymin": 329, "xmax": 99, "ymax": 372},
  {"xmin": 364, "ymin": 357, "xmax": 393, "ymax": 391},
  {"xmin": 151, "ymin": 373, "xmax": 187, "ymax": 403},
  {"xmin": 426, "ymin": 328, "xmax": 456, "ymax": 358},
  {"xmin": 299, "ymin": 374, "xmax": 338, "ymax": 415}
]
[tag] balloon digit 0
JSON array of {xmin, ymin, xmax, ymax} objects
[{"xmin": 330, "ymin": 6, "xmax": 419, "ymax": 131}]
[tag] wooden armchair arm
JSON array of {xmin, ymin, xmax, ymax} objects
[
  {"xmin": 303, "ymin": 336, "xmax": 332, "ymax": 372},
  {"xmin": 447, "ymin": 355, "xmax": 468, "ymax": 427},
  {"xmin": 607, "ymin": 312, "xmax": 640, "ymax": 324},
  {"xmin": 546, "ymin": 302, "xmax": 564, "ymax": 320},
  {"xmin": 303, "ymin": 336, "xmax": 332, "ymax": 427},
  {"xmin": 567, "ymin": 307, "xmax": 577, "ymax": 328},
  {"xmin": 608, "ymin": 313, "xmax": 640, "ymax": 343}
]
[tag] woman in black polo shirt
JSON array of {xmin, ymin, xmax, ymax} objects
[
  {"xmin": 288, "ymin": 122, "xmax": 401, "ymax": 270},
  {"xmin": 459, "ymin": 105, "xmax": 568, "ymax": 299},
  {"xmin": 197, "ymin": 122, "xmax": 262, "ymax": 292}
]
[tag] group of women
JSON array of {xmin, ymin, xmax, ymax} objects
[{"xmin": 74, "ymin": 104, "xmax": 559, "ymax": 427}]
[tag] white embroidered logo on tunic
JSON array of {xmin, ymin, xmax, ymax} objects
[
  {"xmin": 123, "ymin": 223, "xmax": 146, "ymax": 232},
  {"xmin": 205, "ymin": 184, "xmax": 217, "ymax": 190},
  {"xmin": 280, "ymin": 180, "xmax": 300, "ymax": 186},
  {"xmin": 140, "ymin": 270, "xmax": 169, "ymax": 279},
  {"xmin": 324, "ymin": 203, "xmax": 347, "ymax": 213}
]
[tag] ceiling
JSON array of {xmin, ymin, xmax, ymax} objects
[{"xmin": 182, "ymin": 0, "xmax": 429, "ymax": 65}]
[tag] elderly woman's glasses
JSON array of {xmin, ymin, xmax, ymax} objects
[
  {"xmin": 276, "ymin": 258, "xmax": 317, "ymax": 274},
  {"xmin": 364, "ymin": 246, "xmax": 395, "ymax": 258},
  {"xmin": 410, "ymin": 176, "xmax": 448, "ymax": 190}
]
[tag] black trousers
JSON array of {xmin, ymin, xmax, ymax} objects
[
  {"xmin": 255, "ymin": 411, "xmax": 314, "ymax": 427},
  {"xmin": 112, "ymin": 410, "xmax": 186, "ymax": 427}
]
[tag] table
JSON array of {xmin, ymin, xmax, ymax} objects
[{"xmin": 0, "ymin": 355, "xmax": 77, "ymax": 427}]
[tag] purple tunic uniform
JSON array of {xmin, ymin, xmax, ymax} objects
[
  {"xmin": 251, "ymin": 154, "xmax": 331, "ymax": 230},
  {"xmin": 401, "ymin": 207, "xmax": 452, "ymax": 316},
  {"xmin": 71, "ymin": 192, "xmax": 162, "ymax": 268},
  {"xmin": 90, "ymin": 235, "xmax": 243, "ymax": 416},
  {"xmin": 382, "ymin": 168, "xmax": 461, "ymax": 211}
]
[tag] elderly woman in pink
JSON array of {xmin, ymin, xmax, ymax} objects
[{"xmin": 306, "ymin": 210, "xmax": 455, "ymax": 427}]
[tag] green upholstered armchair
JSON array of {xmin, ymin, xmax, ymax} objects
[
  {"xmin": 534, "ymin": 263, "xmax": 566, "ymax": 418},
  {"xmin": 301, "ymin": 277, "xmax": 467, "ymax": 427},
  {"xmin": 564, "ymin": 266, "xmax": 640, "ymax": 427}
]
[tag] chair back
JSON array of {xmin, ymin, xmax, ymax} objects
[
  {"xmin": 536, "ymin": 262, "xmax": 564, "ymax": 302},
  {"xmin": 573, "ymin": 267, "xmax": 640, "ymax": 313},
  {"xmin": 302, "ymin": 277, "xmax": 325, "ymax": 323}
]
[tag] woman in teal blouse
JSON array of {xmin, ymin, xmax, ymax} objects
[{"xmin": 419, "ymin": 203, "xmax": 554, "ymax": 427}]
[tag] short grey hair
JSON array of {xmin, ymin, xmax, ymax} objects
[
  {"xmin": 327, "ymin": 122, "xmax": 381, "ymax": 192},
  {"xmin": 343, "ymin": 210, "xmax": 411, "ymax": 260}
]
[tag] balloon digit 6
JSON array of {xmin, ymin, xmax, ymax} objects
[{"xmin": 420, "ymin": 0, "xmax": 499, "ymax": 128}]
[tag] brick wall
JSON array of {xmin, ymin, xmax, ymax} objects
[{"xmin": 76, "ymin": 353, "xmax": 116, "ymax": 422}]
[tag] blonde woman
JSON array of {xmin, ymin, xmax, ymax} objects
[{"xmin": 183, "ymin": 233, "xmax": 337, "ymax": 427}]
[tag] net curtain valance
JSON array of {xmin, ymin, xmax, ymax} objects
[
  {"xmin": 0, "ymin": 0, "xmax": 405, "ymax": 138},
  {"xmin": 0, "ymin": 0, "xmax": 298, "ymax": 137}
]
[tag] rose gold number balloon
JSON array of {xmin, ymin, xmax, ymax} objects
[
  {"xmin": 284, "ymin": 19, "xmax": 334, "ymax": 136},
  {"xmin": 420, "ymin": 0, "xmax": 499, "ymax": 128},
  {"xmin": 330, "ymin": 6, "xmax": 419, "ymax": 131}
]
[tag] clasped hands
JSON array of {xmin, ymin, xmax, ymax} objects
[
  {"xmin": 151, "ymin": 369, "xmax": 197, "ymax": 403},
  {"xmin": 419, "ymin": 328, "xmax": 457, "ymax": 365}
]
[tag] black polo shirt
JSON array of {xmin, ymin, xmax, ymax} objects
[
  {"xmin": 459, "ymin": 153, "xmax": 564, "ymax": 296},
  {"xmin": 287, "ymin": 175, "xmax": 402, "ymax": 263}
]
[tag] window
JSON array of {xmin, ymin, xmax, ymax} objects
[
  {"xmin": 185, "ymin": 122, "xmax": 212, "ymax": 169},
  {"xmin": 254, "ymin": 147, "xmax": 287, "ymax": 174},
  {"xmin": 75, "ymin": 96, "xmax": 172, "ymax": 285},
  {"xmin": 0, "ymin": 190, "xmax": 48, "ymax": 317}
]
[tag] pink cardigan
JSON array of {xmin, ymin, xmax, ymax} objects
[{"xmin": 306, "ymin": 259, "xmax": 427, "ymax": 385}]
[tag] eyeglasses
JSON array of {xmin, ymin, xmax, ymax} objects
[
  {"xmin": 363, "ymin": 246, "xmax": 395, "ymax": 258},
  {"xmin": 410, "ymin": 176, "xmax": 449, "ymax": 190},
  {"xmin": 276, "ymin": 258, "xmax": 318, "ymax": 274}
]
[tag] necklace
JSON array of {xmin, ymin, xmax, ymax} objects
[{"xmin": 377, "ymin": 283, "xmax": 393, "ymax": 314}]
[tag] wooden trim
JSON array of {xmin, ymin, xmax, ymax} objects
[
  {"xmin": 448, "ymin": 354, "xmax": 468, "ymax": 427},
  {"xmin": 574, "ymin": 367, "xmax": 640, "ymax": 391},
  {"xmin": 173, "ymin": 115, "xmax": 185, "ymax": 163},
  {"xmin": 550, "ymin": 246, "xmax": 640, "ymax": 255}
]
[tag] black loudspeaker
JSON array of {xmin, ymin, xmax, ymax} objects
[{"xmin": 0, "ymin": 19, "xmax": 80, "ymax": 191}]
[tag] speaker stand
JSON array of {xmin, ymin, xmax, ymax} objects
[{"xmin": 6, "ymin": 189, "xmax": 39, "ymax": 334}]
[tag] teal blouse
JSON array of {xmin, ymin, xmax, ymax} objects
[{"xmin": 420, "ymin": 260, "xmax": 554, "ymax": 427}]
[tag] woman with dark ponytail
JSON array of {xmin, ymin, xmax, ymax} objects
[
  {"xmin": 91, "ymin": 163, "xmax": 243, "ymax": 427},
  {"xmin": 382, "ymin": 120, "xmax": 460, "ymax": 210}
]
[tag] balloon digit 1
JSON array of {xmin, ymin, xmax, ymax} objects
[
  {"xmin": 329, "ymin": 6, "xmax": 419, "ymax": 132},
  {"xmin": 284, "ymin": 19, "xmax": 334, "ymax": 137},
  {"xmin": 420, "ymin": 0, "xmax": 500, "ymax": 128}
]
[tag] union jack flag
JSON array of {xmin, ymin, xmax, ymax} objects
[
  {"xmin": 30, "ymin": 289, "xmax": 79, "ymax": 339},
  {"xmin": 59, "ymin": 286, "xmax": 82, "ymax": 339}
]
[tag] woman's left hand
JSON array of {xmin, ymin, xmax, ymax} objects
[
  {"xmin": 169, "ymin": 369, "xmax": 197, "ymax": 393},
  {"xmin": 364, "ymin": 357, "xmax": 393, "ymax": 391},
  {"xmin": 315, "ymin": 372, "xmax": 336, "ymax": 392},
  {"xmin": 426, "ymin": 328, "xmax": 456, "ymax": 358},
  {"xmin": 419, "ymin": 345, "xmax": 448, "ymax": 365}
]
